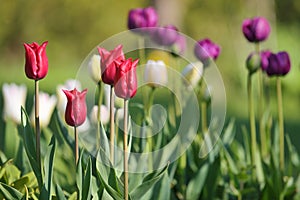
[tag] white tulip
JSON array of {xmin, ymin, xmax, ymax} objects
[
  {"xmin": 181, "ymin": 61, "xmax": 204, "ymax": 89},
  {"xmin": 30, "ymin": 92, "xmax": 57, "ymax": 128},
  {"xmin": 88, "ymin": 54, "xmax": 101, "ymax": 83},
  {"xmin": 89, "ymin": 105, "xmax": 109, "ymax": 125},
  {"xmin": 2, "ymin": 83, "xmax": 27, "ymax": 124},
  {"xmin": 144, "ymin": 60, "xmax": 168, "ymax": 88}
]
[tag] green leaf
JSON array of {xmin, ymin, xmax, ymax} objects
[
  {"xmin": 4, "ymin": 119, "xmax": 20, "ymax": 159},
  {"xmin": 40, "ymin": 136, "xmax": 56, "ymax": 200},
  {"xmin": 186, "ymin": 163, "xmax": 209, "ymax": 200},
  {"xmin": 96, "ymin": 170, "xmax": 123, "ymax": 200},
  {"xmin": 151, "ymin": 172, "xmax": 171, "ymax": 200},
  {"xmin": 0, "ymin": 182, "xmax": 23, "ymax": 200},
  {"xmin": 55, "ymin": 184, "xmax": 67, "ymax": 200},
  {"xmin": 130, "ymin": 163, "xmax": 169, "ymax": 200},
  {"xmin": 20, "ymin": 107, "xmax": 43, "ymax": 190},
  {"xmin": 76, "ymin": 151, "xmax": 84, "ymax": 200},
  {"xmin": 82, "ymin": 157, "xmax": 92, "ymax": 200},
  {"xmin": 54, "ymin": 110, "xmax": 74, "ymax": 151},
  {"xmin": 21, "ymin": 185, "xmax": 29, "ymax": 200}
]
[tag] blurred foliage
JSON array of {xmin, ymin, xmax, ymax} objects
[{"xmin": 0, "ymin": 0, "xmax": 300, "ymax": 121}]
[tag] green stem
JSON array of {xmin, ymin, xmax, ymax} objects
[
  {"xmin": 277, "ymin": 78, "xmax": 284, "ymax": 171},
  {"xmin": 97, "ymin": 82, "xmax": 103, "ymax": 149},
  {"xmin": 74, "ymin": 126, "xmax": 78, "ymax": 166},
  {"xmin": 110, "ymin": 86, "xmax": 115, "ymax": 164},
  {"xmin": 34, "ymin": 80, "xmax": 41, "ymax": 170},
  {"xmin": 247, "ymin": 74, "xmax": 256, "ymax": 169},
  {"xmin": 201, "ymin": 101, "xmax": 208, "ymax": 133},
  {"xmin": 123, "ymin": 100, "xmax": 129, "ymax": 200}
]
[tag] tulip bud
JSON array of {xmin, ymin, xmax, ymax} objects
[
  {"xmin": 151, "ymin": 25, "xmax": 179, "ymax": 46},
  {"xmin": 194, "ymin": 38, "xmax": 221, "ymax": 66},
  {"xmin": 88, "ymin": 54, "xmax": 101, "ymax": 83},
  {"xmin": 24, "ymin": 41, "xmax": 48, "ymax": 80},
  {"xmin": 98, "ymin": 45, "xmax": 125, "ymax": 85},
  {"xmin": 171, "ymin": 35, "xmax": 186, "ymax": 56},
  {"xmin": 114, "ymin": 58, "xmax": 139, "ymax": 99},
  {"xmin": 30, "ymin": 92, "xmax": 57, "ymax": 128},
  {"xmin": 265, "ymin": 51, "xmax": 291, "ymax": 76},
  {"xmin": 90, "ymin": 105, "xmax": 109, "ymax": 125},
  {"xmin": 181, "ymin": 62, "xmax": 204, "ymax": 89},
  {"xmin": 242, "ymin": 17, "xmax": 271, "ymax": 43},
  {"xmin": 144, "ymin": 60, "xmax": 168, "ymax": 88},
  {"xmin": 2, "ymin": 83, "xmax": 27, "ymax": 124},
  {"xmin": 246, "ymin": 52, "xmax": 261, "ymax": 75},
  {"xmin": 63, "ymin": 88, "xmax": 88, "ymax": 127},
  {"xmin": 128, "ymin": 7, "xmax": 158, "ymax": 34}
]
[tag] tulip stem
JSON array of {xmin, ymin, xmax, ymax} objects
[
  {"xmin": 97, "ymin": 82, "xmax": 103, "ymax": 149},
  {"xmin": 74, "ymin": 126, "xmax": 78, "ymax": 166},
  {"xmin": 247, "ymin": 74, "xmax": 256, "ymax": 171},
  {"xmin": 277, "ymin": 77, "xmax": 285, "ymax": 171},
  {"xmin": 110, "ymin": 86, "xmax": 115, "ymax": 164},
  {"xmin": 34, "ymin": 80, "xmax": 41, "ymax": 169},
  {"xmin": 201, "ymin": 101, "xmax": 208, "ymax": 133},
  {"xmin": 123, "ymin": 99, "xmax": 129, "ymax": 200}
]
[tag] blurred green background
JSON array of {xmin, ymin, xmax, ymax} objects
[{"xmin": 0, "ymin": 0, "xmax": 300, "ymax": 142}]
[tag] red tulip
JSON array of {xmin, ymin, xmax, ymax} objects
[
  {"xmin": 114, "ymin": 58, "xmax": 139, "ymax": 99},
  {"xmin": 63, "ymin": 88, "xmax": 88, "ymax": 127},
  {"xmin": 24, "ymin": 41, "xmax": 48, "ymax": 80},
  {"xmin": 98, "ymin": 45, "xmax": 125, "ymax": 85}
]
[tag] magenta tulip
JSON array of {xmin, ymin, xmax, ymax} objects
[
  {"xmin": 260, "ymin": 50, "xmax": 271, "ymax": 70},
  {"xmin": 128, "ymin": 7, "xmax": 158, "ymax": 33},
  {"xmin": 242, "ymin": 17, "xmax": 271, "ymax": 43},
  {"xmin": 194, "ymin": 38, "xmax": 220, "ymax": 66},
  {"xmin": 151, "ymin": 25, "xmax": 179, "ymax": 46},
  {"xmin": 24, "ymin": 41, "xmax": 48, "ymax": 80},
  {"xmin": 63, "ymin": 88, "xmax": 88, "ymax": 127}
]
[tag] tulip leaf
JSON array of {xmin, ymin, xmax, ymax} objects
[
  {"xmin": 82, "ymin": 157, "xmax": 92, "ymax": 200},
  {"xmin": 40, "ymin": 136, "xmax": 56, "ymax": 200},
  {"xmin": 130, "ymin": 163, "xmax": 169, "ymax": 200},
  {"xmin": 55, "ymin": 184, "xmax": 67, "ymax": 200},
  {"xmin": 54, "ymin": 111, "xmax": 74, "ymax": 151},
  {"xmin": 76, "ymin": 151, "xmax": 84, "ymax": 200},
  {"xmin": 20, "ymin": 107, "xmax": 43, "ymax": 190},
  {"xmin": 186, "ymin": 163, "xmax": 209, "ymax": 200},
  {"xmin": 0, "ymin": 182, "xmax": 23, "ymax": 200}
]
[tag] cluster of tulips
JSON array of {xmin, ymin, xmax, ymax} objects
[{"xmin": 1, "ymin": 4, "xmax": 299, "ymax": 200}]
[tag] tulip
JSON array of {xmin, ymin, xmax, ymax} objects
[
  {"xmin": 194, "ymin": 38, "xmax": 221, "ymax": 66},
  {"xmin": 63, "ymin": 88, "xmax": 88, "ymax": 127},
  {"xmin": 24, "ymin": 41, "xmax": 48, "ymax": 80},
  {"xmin": 246, "ymin": 52, "xmax": 261, "ymax": 75},
  {"xmin": 128, "ymin": 7, "xmax": 158, "ymax": 33},
  {"xmin": 260, "ymin": 50, "xmax": 271, "ymax": 71},
  {"xmin": 30, "ymin": 92, "xmax": 57, "ymax": 128},
  {"xmin": 90, "ymin": 105, "xmax": 109, "ymax": 125},
  {"xmin": 144, "ymin": 60, "xmax": 168, "ymax": 88},
  {"xmin": 151, "ymin": 25, "xmax": 179, "ymax": 46},
  {"xmin": 2, "ymin": 83, "xmax": 27, "ymax": 124},
  {"xmin": 114, "ymin": 58, "xmax": 139, "ymax": 99},
  {"xmin": 242, "ymin": 17, "xmax": 271, "ymax": 43},
  {"xmin": 264, "ymin": 51, "xmax": 291, "ymax": 76},
  {"xmin": 181, "ymin": 62, "xmax": 203, "ymax": 89},
  {"xmin": 98, "ymin": 45, "xmax": 125, "ymax": 85},
  {"xmin": 171, "ymin": 35, "xmax": 186, "ymax": 56},
  {"xmin": 88, "ymin": 54, "xmax": 101, "ymax": 83},
  {"xmin": 56, "ymin": 79, "xmax": 82, "ymax": 118}
]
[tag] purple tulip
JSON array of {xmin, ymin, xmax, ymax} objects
[
  {"xmin": 194, "ymin": 38, "xmax": 221, "ymax": 65},
  {"xmin": 242, "ymin": 17, "xmax": 271, "ymax": 42},
  {"xmin": 151, "ymin": 25, "xmax": 179, "ymax": 46},
  {"xmin": 265, "ymin": 51, "xmax": 291, "ymax": 76},
  {"xmin": 128, "ymin": 7, "xmax": 158, "ymax": 33},
  {"xmin": 260, "ymin": 50, "xmax": 271, "ymax": 70}
]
